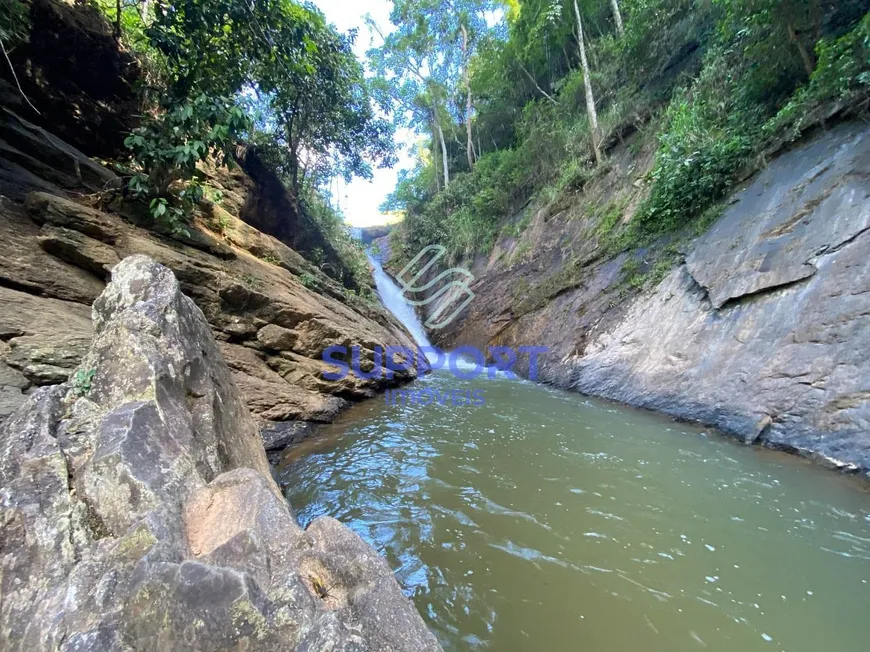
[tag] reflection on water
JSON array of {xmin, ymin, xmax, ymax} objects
[{"xmin": 278, "ymin": 371, "xmax": 870, "ymax": 651}]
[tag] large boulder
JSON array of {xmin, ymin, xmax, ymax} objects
[{"xmin": 0, "ymin": 256, "xmax": 441, "ymax": 651}]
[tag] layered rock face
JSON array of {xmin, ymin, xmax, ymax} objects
[
  {"xmin": 0, "ymin": 256, "xmax": 440, "ymax": 651},
  {"xmin": 0, "ymin": 110, "xmax": 416, "ymax": 445},
  {"xmin": 428, "ymin": 122, "xmax": 870, "ymax": 473},
  {"xmin": 572, "ymin": 123, "xmax": 870, "ymax": 470}
]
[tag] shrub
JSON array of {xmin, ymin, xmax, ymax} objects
[
  {"xmin": 125, "ymin": 94, "xmax": 249, "ymax": 234},
  {"xmin": 632, "ymin": 46, "xmax": 757, "ymax": 237},
  {"xmin": 764, "ymin": 14, "xmax": 870, "ymax": 139}
]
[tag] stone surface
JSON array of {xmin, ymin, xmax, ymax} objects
[
  {"xmin": 0, "ymin": 113, "xmax": 417, "ymax": 450},
  {"xmin": 572, "ymin": 123, "xmax": 870, "ymax": 470},
  {"xmin": 38, "ymin": 225, "xmax": 122, "ymax": 276},
  {"xmin": 0, "ymin": 201, "xmax": 106, "ymax": 304},
  {"xmin": 257, "ymin": 323, "xmax": 299, "ymax": 351},
  {"xmin": 0, "ymin": 256, "xmax": 441, "ymax": 651},
  {"xmin": 0, "ymin": 286, "xmax": 93, "ymax": 423},
  {"xmin": 25, "ymin": 191, "xmax": 124, "ymax": 244},
  {"xmin": 0, "ymin": 108, "xmax": 120, "ymax": 202},
  {"xmin": 428, "ymin": 121, "xmax": 870, "ymax": 474}
]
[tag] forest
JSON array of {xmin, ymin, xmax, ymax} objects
[
  {"xmin": 373, "ymin": 0, "xmax": 870, "ymax": 263},
  {"xmin": 2, "ymin": 0, "xmax": 869, "ymax": 268}
]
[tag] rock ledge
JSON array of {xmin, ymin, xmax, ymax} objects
[{"xmin": 0, "ymin": 255, "xmax": 440, "ymax": 651}]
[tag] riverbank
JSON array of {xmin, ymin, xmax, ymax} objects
[
  {"xmin": 0, "ymin": 107, "xmax": 418, "ymax": 450},
  {"xmin": 407, "ymin": 119, "xmax": 870, "ymax": 477}
]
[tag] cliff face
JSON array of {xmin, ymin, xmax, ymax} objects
[
  {"xmin": 0, "ymin": 256, "xmax": 440, "ymax": 651},
  {"xmin": 0, "ymin": 108, "xmax": 416, "ymax": 450},
  {"xmin": 425, "ymin": 121, "xmax": 870, "ymax": 474}
]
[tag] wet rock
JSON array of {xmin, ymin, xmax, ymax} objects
[
  {"xmin": 261, "ymin": 421, "xmax": 315, "ymax": 453},
  {"xmin": 0, "ymin": 256, "xmax": 440, "ymax": 651}
]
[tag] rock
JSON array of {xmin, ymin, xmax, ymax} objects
[
  {"xmin": 0, "ymin": 287, "xmax": 93, "ymax": 421},
  {"xmin": 38, "ymin": 225, "xmax": 121, "ymax": 276},
  {"xmin": 2, "ymin": 118, "xmax": 418, "ymax": 452},
  {"xmin": 0, "ymin": 203, "xmax": 106, "ymax": 304},
  {"xmin": 257, "ymin": 323, "xmax": 299, "ymax": 351},
  {"xmin": 25, "ymin": 192, "xmax": 124, "ymax": 244},
  {"xmin": 428, "ymin": 121, "xmax": 870, "ymax": 474},
  {"xmin": 0, "ymin": 256, "xmax": 440, "ymax": 651},
  {"xmin": 0, "ymin": 362, "xmax": 29, "ymax": 423},
  {"xmin": 7, "ymin": 333, "xmax": 91, "ymax": 385},
  {"xmin": 221, "ymin": 342, "xmax": 348, "ymax": 422},
  {"xmin": 0, "ymin": 109, "xmax": 119, "ymax": 201},
  {"xmin": 567, "ymin": 124, "xmax": 870, "ymax": 471},
  {"xmin": 260, "ymin": 421, "xmax": 314, "ymax": 452},
  {"xmin": 292, "ymin": 317, "xmax": 350, "ymax": 356}
]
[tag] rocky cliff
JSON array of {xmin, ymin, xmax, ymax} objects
[
  {"xmin": 0, "ymin": 255, "xmax": 440, "ymax": 650},
  {"xmin": 0, "ymin": 108, "xmax": 416, "ymax": 454},
  {"xmin": 424, "ymin": 121, "xmax": 870, "ymax": 474}
]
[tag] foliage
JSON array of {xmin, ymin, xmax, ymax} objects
[
  {"xmin": 299, "ymin": 184, "xmax": 374, "ymax": 294},
  {"xmin": 765, "ymin": 14, "xmax": 870, "ymax": 139},
  {"xmin": 86, "ymin": 0, "xmax": 393, "ymax": 286},
  {"xmin": 147, "ymin": 0, "xmax": 395, "ymax": 187},
  {"xmin": 386, "ymin": 0, "xmax": 870, "ymax": 270},
  {"xmin": 0, "ymin": 0, "xmax": 30, "ymax": 46},
  {"xmin": 125, "ymin": 94, "xmax": 249, "ymax": 233},
  {"xmin": 299, "ymin": 272, "xmax": 317, "ymax": 288},
  {"xmin": 631, "ymin": 45, "xmax": 757, "ymax": 237},
  {"xmin": 388, "ymin": 147, "xmax": 528, "ymax": 258},
  {"xmin": 72, "ymin": 368, "xmax": 96, "ymax": 397}
]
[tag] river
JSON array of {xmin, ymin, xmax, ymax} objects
[{"xmin": 276, "ymin": 256, "xmax": 870, "ymax": 651}]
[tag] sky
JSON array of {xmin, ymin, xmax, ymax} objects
[{"xmin": 313, "ymin": 0, "xmax": 414, "ymax": 227}]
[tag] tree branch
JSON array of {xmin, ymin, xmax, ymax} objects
[
  {"xmin": 0, "ymin": 38, "xmax": 40, "ymax": 115},
  {"xmin": 517, "ymin": 60, "xmax": 557, "ymax": 105}
]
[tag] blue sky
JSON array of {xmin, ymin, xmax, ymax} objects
[{"xmin": 314, "ymin": 0, "xmax": 414, "ymax": 227}]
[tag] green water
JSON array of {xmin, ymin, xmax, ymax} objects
[{"xmin": 277, "ymin": 371, "xmax": 870, "ymax": 651}]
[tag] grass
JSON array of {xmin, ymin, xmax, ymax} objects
[{"xmin": 241, "ymin": 273, "xmax": 264, "ymax": 291}]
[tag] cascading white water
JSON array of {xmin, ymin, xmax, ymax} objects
[{"xmin": 367, "ymin": 253, "xmax": 433, "ymax": 350}]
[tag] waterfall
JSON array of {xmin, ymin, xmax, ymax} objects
[{"xmin": 367, "ymin": 253, "xmax": 433, "ymax": 351}]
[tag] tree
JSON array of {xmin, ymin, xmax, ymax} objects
[
  {"xmin": 367, "ymin": 3, "xmax": 455, "ymax": 188},
  {"xmin": 147, "ymin": 0, "xmax": 395, "ymax": 190},
  {"xmin": 368, "ymin": 0, "xmax": 495, "ymax": 187},
  {"xmin": 572, "ymin": 0, "xmax": 602, "ymax": 164},
  {"xmin": 610, "ymin": 0, "xmax": 624, "ymax": 36}
]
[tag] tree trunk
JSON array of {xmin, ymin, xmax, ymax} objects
[
  {"xmin": 461, "ymin": 23, "xmax": 475, "ymax": 169},
  {"xmin": 431, "ymin": 121, "xmax": 441, "ymax": 192},
  {"xmin": 573, "ymin": 0, "xmax": 602, "ymax": 165},
  {"xmin": 115, "ymin": 0, "xmax": 122, "ymax": 38},
  {"xmin": 787, "ymin": 20, "xmax": 815, "ymax": 78},
  {"xmin": 437, "ymin": 122, "xmax": 450, "ymax": 187},
  {"xmin": 610, "ymin": 0, "xmax": 624, "ymax": 36},
  {"xmin": 141, "ymin": 0, "xmax": 151, "ymax": 22}
]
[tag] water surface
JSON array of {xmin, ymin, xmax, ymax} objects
[{"xmin": 278, "ymin": 371, "xmax": 870, "ymax": 651}]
